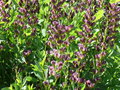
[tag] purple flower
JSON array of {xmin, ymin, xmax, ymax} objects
[
  {"xmin": 71, "ymin": 72, "xmax": 79, "ymax": 82},
  {"xmin": 52, "ymin": 21, "xmax": 59, "ymax": 25},
  {"xmin": 51, "ymin": 0, "xmax": 56, "ymax": 3},
  {"xmin": 2, "ymin": 18, "xmax": 9, "ymax": 22},
  {"xmin": 51, "ymin": 60, "xmax": 56, "ymax": 65},
  {"xmin": 60, "ymin": 47, "xmax": 66, "ymax": 52},
  {"xmin": 63, "ymin": 40, "xmax": 70, "ymax": 46},
  {"xmin": 75, "ymin": 52, "xmax": 85, "ymax": 59},
  {"xmin": 43, "ymin": 81, "xmax": 49, "ymax": 85},
  {"xmin": 101, "ymin": 52, "xmax": 106, "ymax": 57},
  {"xmin": 72, "ymin": 72, "xmax": 78, "ymax": 78},
  {"xmin": 56, "ymin": 24, "xmax": 64, "ymax": 30},
  {"xmin": 96, "ymin": 61, "xmax": 102, "ymax": 67},
  {"xmin": 61, "ymin": 34, "xmax": 66, "ymax": 39},
  {"xmin": 55, "ymin": 74, "xmax": 60, "ymax": 78},
  {"xmin": 23, "ymin": 25, "xmax": 27, "ymax": 29},
  {"xmin": 78, "ymin": 43, "xmax": 87, "ymax": 51},
  {"xmin": 89, "ymin": 83, "xmax": 95, "ymax": 88},
  {"xmin": 69, "ymin": 70, "xmax": 74, "ymax": 74},
  {"xmin": 54, "ymin": 52, "xmax": 60, "ymax": 58},
  {"xmin": 60, "ymin": 54, "xmax": 70, "ymax": 60},
  {"xmin": 53, "ymin": 34, "xmax": 59, "ymax": 39},
  {"xmin": 68, "ymin": 36, "xmax": 75, "ymax": 41},
  {"xmin": 48, "ymin": 36, "xmax": 54, "ymax": 41},
  {"xmin": 49, "ymin": 66, "xmax": 54, "ymax": 70},
  {"xmin": 92, "ymin": 69, "xmax": 98, "ymax": 74},
  {"xmin": 23, "ymin": 50, "xmax": 32, "ymax": 56},
  {"xmin": 86, "ymin": 80, "xmax": 95, "ymax": 88},
  {"xmin": 58, "ymin": 61, "xmax": 63, "ymax": 66},
  {"xmin": 78, "ymin": 32, "xmax": 85, "ymax": 36},
  {"xmin": 49, "ymin": 66, "xmax": 55, "ymax": 75},
  {"xmin": 17, "ymin": 15, "xmax": 23, "ymax": 19},
  {"xmin": 57, "ymin": 40, "xmax": 63, "ymax": 44},
  {"xmin": 57, "ymin": 66, "xmax": 62, "ymax": 71},
  {"xmin": 65, "ymin": 25, "xmax": 73, "ymax": 31},
  {"xmin": 94, "ymin": 77, "xmax": 100, "ymax": 82},
  {"xmin": 80, "ymin": 37, "xmax": 86, "ymax": 43},
  {"xmin": 77, "ymin": 78, "xmax": 85, "ymax": 83},
  {"xmin": 95, "ymin": 54, "xmax": 101, "ymax": 59},
  {"xmin": 87, "ymin": 0, "xmax": 92, "ymax": 5},
  {"xmin": 102, "ymin": 60, "xmax": 106, "ymax": 64},
  {"xmin": 18, "ymin": 8, "xmax": 26, "ymax": 13}
]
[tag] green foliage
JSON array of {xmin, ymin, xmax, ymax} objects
[{"xmin": 0, "ymin": 0, "xmax": 120, "ymax": 90}]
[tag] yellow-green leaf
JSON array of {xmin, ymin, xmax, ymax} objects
[
  {"xmin": 93, "ymin": 10, "xmax": 104, "ymax": 22},
  {"xmin": 110, "ymin": 0, "xmax": 120, "ymax": 4},
  {"xmin": 0, "ymin": 22, "xmax": 5, "ymax": 25},
  {"xmin": 40, "ymin": 51, "xmax": 46, "ymax": 66}
]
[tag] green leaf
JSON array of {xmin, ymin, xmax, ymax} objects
[
  {"xmin": 81, "ymin": 84, "xmax": 86, "ymax": 90},
  {"xmin": 93, "ymin": 10, "xmax": 104, "ymax": 22},
  {"xmin": 42, "ymin": 29, "xmax": 46, "ymax": 37},
  {"xmin": 44, "ymin": 0, "xmax": 50, "ymax": 4},
  {"xmin": 0, "ymin": 22, "xmax": 5, "ymax": 25},
  {"xmin": 26, "ymin": 76, "xmax": 37, "ymax": 82},
  {"xmin": 116, "ymin": 45, "xmax": 120, "ymax": 53},
  {"xmin": 110, "ymin": 0, "xmax": 120, "ymax": 4},
  {"xmin": 40, "ymin": 51, "xmax": 46, "ymax": 66},
  {"xmin": 38, "ymin": 19, "xmax": 44, "ymax": 25},
  {"xmin": 1, "ymin": 88, "xmax": 10, "ymax": 90},
  {"xmin": 33, "ymin": 71, "xmax": 44, "ymax": 80},
  {"xmin": 9, "ymin": 8, "xmax": 18, "ymax": 26},
  {"xmin": 93, "ymin": 29, "xmax": 100, "ymax": 38},
  {"xmin": 26, "ymin": 76, "xmax": 33, "ymax": 81},
  {"xmin": 66, "ymin": 58, "xmax": 78, "ymax": 63},
  {"xmin": 12, "ymin": 0, "xmax": 19, "ymax": 6}
]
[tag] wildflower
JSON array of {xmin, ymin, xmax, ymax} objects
[
  {"xmin": 23, "ymin": 50, "xmax": 32, "ymax": 56},
  {"xmin": 43, "ymin": 80, "xmax": 49, "ymax": 85}
]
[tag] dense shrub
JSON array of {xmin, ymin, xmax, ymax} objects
[{"xmin": 0, "ymin": 0, "xmax": 120, "ymax": 90}]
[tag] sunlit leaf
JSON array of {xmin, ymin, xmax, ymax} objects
[
  {"xmin": 93, "ymin": 10, "xmax": 104, "ymax": 22},
  {"xmin": 26, "ymin": 76, "xmax": 37, "ymax": 82},
  {"xmin": 110, "ymin": 0, "xmax": 120, "ymax": 4},
  {"xmin": 42, "ymin": 29, "xmax": 46, "ymax": 37}
]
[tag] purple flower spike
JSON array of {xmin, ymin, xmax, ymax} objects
[{"xmin": 49, "ymin": 66, "xmax": 55, "ymax": 75}]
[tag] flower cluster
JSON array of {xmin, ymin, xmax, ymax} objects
[
  {"xmin": 105, "ymin": 3, "xmax": 120, "ymax": 47},
  {"xmin": 46, "ymin": 0, "xmax": 75, "ymax": 63},
  {"xmin": 49, "ymin": 60, "xmax": 63, "ymax": 77},
  {"xmin": 0, "ymin": 0, "xmax": 10, "ymax": 23},
  {"xmin": 45, "ymin": 1, "xmax": 120, "ymax": 89}
]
